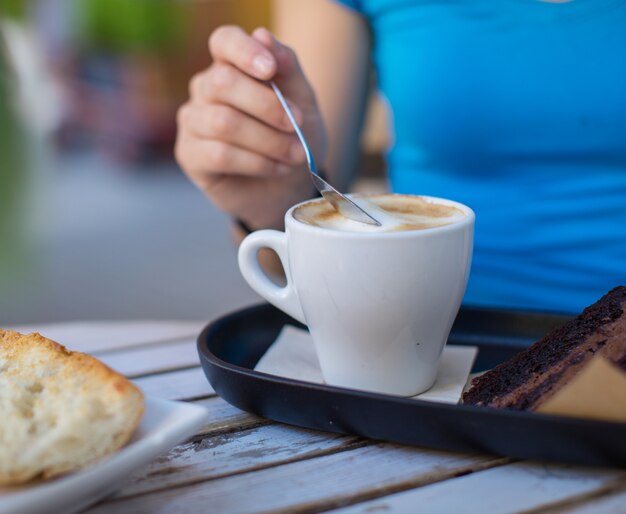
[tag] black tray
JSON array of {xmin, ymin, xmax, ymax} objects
[{"xmin": 197, "ymin": 303, "xmax": 626, "ymax": 468}]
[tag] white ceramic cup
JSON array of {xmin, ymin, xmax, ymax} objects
[{"xmin": 238, "ymin": 194, "xmax": 474, "ymax": 396}]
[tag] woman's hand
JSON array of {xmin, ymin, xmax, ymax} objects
[{"xmin": 175, "ymin": 26, "xmax": 328, "ymax": 229}]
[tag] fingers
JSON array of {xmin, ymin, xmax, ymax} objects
[
  {"xmin": 180, "ymin": 103, "xmax": 305, "ymax": 165},
  {"xmin": 176, "ymin": 130, "xmax": 293, "ymax": 180},
  {"xmin": 251, "ymin": 27, "xmax": 317, "ymax": 110},
  {"xmin": 209, "ymin": 25, "xmax": 277, "ymax": 80},
  {"xmin": 190, "ymin": 63, "xmax": 303, "ymax": 131},
  {"xmin": 176, "ymin": 25, "xmax": 323, "ymax": 190},
  {"xmin": 209, "ymin": 25, "xmax": 317, "ymax": 110}
]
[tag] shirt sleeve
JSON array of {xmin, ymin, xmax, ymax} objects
[{"xmin": 333, "ymin": 0, "xmax": 363, "ymax": 13}]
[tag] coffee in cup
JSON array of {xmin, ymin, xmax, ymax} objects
[
  {"xmin": 238, "ymin": 193, "xmax": 474, "ymax": 396},
  {"xmin": 293, "ymin": 193, "xmax": 467, "ymax": 233}
]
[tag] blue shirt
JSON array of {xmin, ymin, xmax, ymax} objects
[{"xmin": 337, "ymin": 0, "xmax": 626, "ymax": 313}]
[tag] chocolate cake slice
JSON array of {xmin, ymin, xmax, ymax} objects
[{"xmin": 462, "ymin": 286, "xmax": 626, "ymax": 410}]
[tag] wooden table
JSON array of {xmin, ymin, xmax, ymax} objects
[{"xmin": 22, "ymin": 320, "xmax": 626, "ymax": 514}]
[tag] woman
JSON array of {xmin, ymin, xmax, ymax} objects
[{"xmin": 175, "ymin": 0, "xmax": 626, "ymax": 313}]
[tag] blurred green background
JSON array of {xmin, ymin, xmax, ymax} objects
[
  {"xmin": 2, "ymin": 0, "xmax": 269, "ymax": 160},
  {"xmin": 0, "ymin": 0, "xmax": 271, "ymax": 325},
  {"xmin": 0, "ymin": 46, "xmax": 29, "ymax": 287}
]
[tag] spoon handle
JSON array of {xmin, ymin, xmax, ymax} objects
[
  {"xmin": 270, "ymin": 81, "xmax": 317, "ymax": 174},
  {"xmin": 269, "ymin": 81, "xmax": 381, "ymax": 227}
]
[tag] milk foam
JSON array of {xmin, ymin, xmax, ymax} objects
[{"xmin": 294, "ymin": 194, "xmax": 466, "ymax": 233}]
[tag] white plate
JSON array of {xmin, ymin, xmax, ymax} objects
[{"xmin": 0, "ymin": 397, "xmax": 209, "ymax": 514}]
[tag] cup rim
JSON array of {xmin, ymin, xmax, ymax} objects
[{"xmin": 285, "ymin": 193, "xmax": 475, "ymax": 238}]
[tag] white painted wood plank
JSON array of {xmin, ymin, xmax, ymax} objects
[
  {"xmin": 329, "ymin": 462, "xmax": 626, "ymax": 514},
  {"xmin": 543, "ymin": 486, "xmax": 626, "ymax": 513},
  {"xmin": 133, "ymin": 367, "xmax": 214, "ymax": 400},
  {"xmin": 7, "ymin": 320, "xmax": 204, "ymax": 353},
  {"xmin": 88, "ymin": 443, "xmax": 497, "ymax": 513},
  {"xmin": 116, "ymin": 424, "xmax": 360, "ymax": 498},
  {"xmin": 98, "ymin": 338, "xmax": 199, "ymax": 377},
  {"xmin": 192, "ymin": 397, "xmax": 262, "ymax": 436}
]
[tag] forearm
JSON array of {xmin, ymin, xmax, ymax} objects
[{"xmin": 272, "ymin": 0, "xmax": 371, "ymax": 192}]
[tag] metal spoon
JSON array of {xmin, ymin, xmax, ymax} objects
[{"xmin": 270, "ymin": 82, "xmax": 381, "ymax": 226}]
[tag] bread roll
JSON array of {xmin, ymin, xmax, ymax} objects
[{"xmin": 0, "ymin": 329, "xmax": 144, "ymax": 485}]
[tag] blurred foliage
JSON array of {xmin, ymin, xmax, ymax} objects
[
  {"xmin": 0, "ymin": 0, "xmax": 271, "ymax": 165},
  {"xmin": 0, "ymin": 35, "xmax": 29, "ymax": 282},
  {"xmin": 76, "ymin": 0, "xmax": 186, "ymax": 54},
  {"xmin": 0, "ymin": 0, "xmax": 28, "ymax": 21}
]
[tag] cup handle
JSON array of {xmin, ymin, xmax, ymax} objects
[{"xmin": 238, "ymin": 230, "xmax": 306, "ymax": 324}]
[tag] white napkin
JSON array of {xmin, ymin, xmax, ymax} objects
[{"xmin": 255, "ymin": 326, "xmax": 478, "ymax": 404}]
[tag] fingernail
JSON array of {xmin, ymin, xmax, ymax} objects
[{"xmin": 252, "ymin": 54, "xmax": 273, "ymax": 76}]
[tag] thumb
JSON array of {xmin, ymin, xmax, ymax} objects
[{"xmin": 252, "ymin": 27, "xmax": 317, "ymax": 111}]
